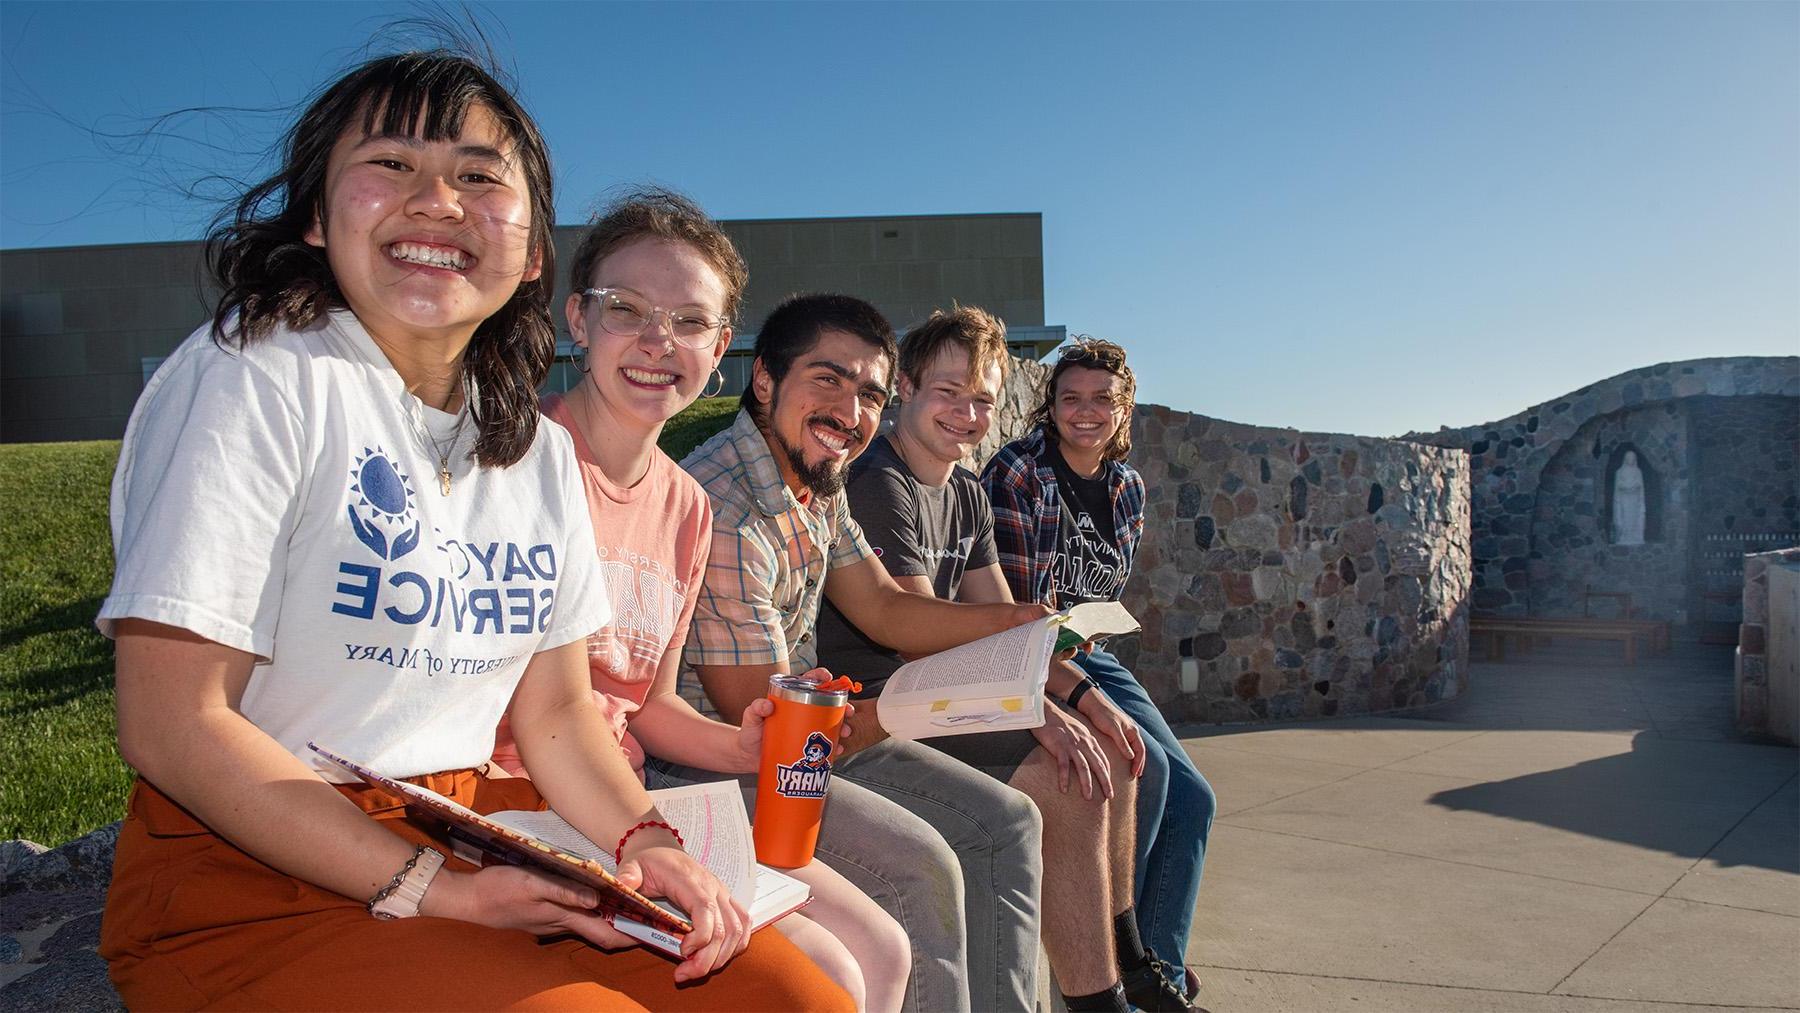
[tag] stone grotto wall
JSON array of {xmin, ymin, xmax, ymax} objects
[
  {"xmin": 1691, "ymin": 396, "xmax": 1800, "ymax": 632},
  {"xmin": 1526, "ymin": 402, "xmax": 1692, "ymax": 621},
  {"xmin": 1412, "ymin": 357, "xmax": 1800, "ymax": 633},
  {"xmin": 1108, "ymin": 407, "xmax": 1472, "ymax": 723}
]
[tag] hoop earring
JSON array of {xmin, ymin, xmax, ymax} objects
[
  {"xmin": 574, "ymin": 345, "xmax": 591, "ymax": 374},
  {"xmin": 702, "ymin": 368, "xmax": 726, "ymax": 399}
]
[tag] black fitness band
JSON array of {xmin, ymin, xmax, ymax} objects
[{"xmin": 1066, "ymin": 677, "xmax": 1099, "ymax": 709}]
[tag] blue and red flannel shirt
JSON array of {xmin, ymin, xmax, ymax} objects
[{"xmin": 978, "ymin": 425, "xmax": 1146, "ymax": 609}]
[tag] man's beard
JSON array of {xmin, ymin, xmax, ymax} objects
[
  {"xmin": 770, "ymin": 396, "xmax": 858, "ymax": 497},
  {"xmin": 782, "ymin": 435, "xmax": 850, "ymax": 497}
]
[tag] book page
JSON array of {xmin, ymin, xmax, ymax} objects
[
  {"xmin": 1059, "ymin": 601, "xmax": 1140, "ymax": 646},
  {"xmin": 881, "ymin": 692, "xmax": 1047, "ymax": 740},
  {"xmin": 487, "ymin": 781, "xmax": 755, "ymax": 908},
  {"xmin": 748, "ymin": 865, "xmax": 812, "ymax": 924},
  {"xmin": 483, "ymin": 809, "xmax": 618, "ymax": 872},
  {"xmin": 640, "ymin": 781, "xmax": 756, "ymax": 908},
  {"xmin": 883, "ymin": 618, "xmax": 1055, "ymax": 702}
]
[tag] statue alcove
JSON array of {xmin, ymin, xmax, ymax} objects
[{"xmin": 1601, "ymin": 442, "xmax": 1662, "ymax": 544}]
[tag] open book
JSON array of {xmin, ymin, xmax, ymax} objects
[
  {"xmin": 309, "ymin": 744, "xmax": 810, "ymax": 957},
  {"xmin": 1053, "ymin": 601, "xmax": 1142, "ymax": 653},
  {"xmin": 874, "ymin": 602, "xmax": 1141, "ymax": 741},
  {"xmin": 873, "ymin": 616, "xmax": 1055, "ymax": 740}
]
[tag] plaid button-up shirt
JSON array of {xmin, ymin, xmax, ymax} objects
[
  {"xmin": 978, "ymin": 426, "xmax": 1146, "ymax": 608},
  {"xmin": 681, "ymin": 409, "xmax": 874, "ymax": 674}
]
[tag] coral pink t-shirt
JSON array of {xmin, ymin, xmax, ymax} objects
[{"xmin": 490, "ymin": 396, "xmax": 712, "ymax": 780}]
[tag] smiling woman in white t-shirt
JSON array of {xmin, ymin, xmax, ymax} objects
[{"xmin": 94, "ymin": 47, "xmax": 851, "ymax": 1012}]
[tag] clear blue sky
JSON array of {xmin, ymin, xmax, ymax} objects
[{"xmin": 3, "ymin": 2, "xmax": 1795, "ymax": 436}]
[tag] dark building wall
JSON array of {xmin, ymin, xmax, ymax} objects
[
  {"xmin": 0, "ymin": 242, "xmax": 217, "ymax": 442},
  {"xmin": 2, "ymin": 213, "xmax": 1047, "ymax": 443}
]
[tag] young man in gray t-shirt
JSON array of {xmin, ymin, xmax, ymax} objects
[{"xmin": 816, "ymin": 308, "xmax": 1199, "ymax": 1013}]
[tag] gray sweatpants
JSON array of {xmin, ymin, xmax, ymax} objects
[
  {"xmin": 834, "ymin": 738, "xmax": 1044, "ymax": 1013},
  {"xmin": 654, "ymin": 739, "xmax": 1043, "ymax": 1013}
]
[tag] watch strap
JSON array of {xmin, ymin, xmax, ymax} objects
[{"xmin": 370, "ymin": 846, "xmax": 445, "ymax": 920}]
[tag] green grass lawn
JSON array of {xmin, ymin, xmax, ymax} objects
[
  {"xmin": 0, "ymin": 397, "xmax": 740, "ymax": 847},
  {"xmin": 1, "ymin": 440, "xmax": 130, "ymax": 847}
]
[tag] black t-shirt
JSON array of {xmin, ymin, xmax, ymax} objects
[
  {"xmin": 815, "ymin": 435, "xmax": 999, "ymax": 698},
  {"xmin": 1044, "ymin": 440, "xmax": 1126, "ymax": 608}
]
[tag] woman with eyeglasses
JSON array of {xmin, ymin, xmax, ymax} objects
[
  {"xmin": 980, "ymin": 339, "xmax": 1217, "ymax": 1009},
  {"xmin": 489, "ymin": 188, "xmax": 910, "ymax": 1013}
]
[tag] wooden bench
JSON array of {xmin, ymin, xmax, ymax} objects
[
  {"xmin": 1470, "ymin": 617, "xmax": 1665, "ymax": 664},
  {"xmin": 1496, "ymin": 615, "xmax": 1671, "ymax": 653}
]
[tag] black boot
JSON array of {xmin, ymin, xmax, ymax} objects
[
  {"xmin": 1120, "ymin": 948, "xmax": 1203, "ymax": 1012},
  {"xmin": 1114, "ymin": 909, "xmax": 1204, "ymax": 1011},
  {"xmin": 1062, "ymin": 982, "xmax": 1130, "ymax": 1012}
]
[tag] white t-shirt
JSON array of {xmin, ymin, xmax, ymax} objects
[{"xmin": 99, "ymin": 310, "xmax": 610, "ymax": 781}]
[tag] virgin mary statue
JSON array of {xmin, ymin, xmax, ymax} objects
[{"xmin": 1613, "ymin": 451, "xmax": 1646, "ymax": 545}]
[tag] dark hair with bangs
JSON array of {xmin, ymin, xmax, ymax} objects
[
  {"xmin": 743, "ymin": 294, "xmax": 896, "ymax": 426},
  {"xmin": 568, "ymin": 187, "xmax": 748, "ymax": 323},
  {"xmin": 205, "ymin": 50, "xmax": 556, "ymax": 468},
  {"xmin": 1027, "ymin": 337, "xmax": 1137, "ymax": 463}
]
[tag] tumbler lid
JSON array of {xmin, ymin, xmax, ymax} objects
[{"xmin": 768, "ymin": 674, "xmax": 850, "ymax": 707}]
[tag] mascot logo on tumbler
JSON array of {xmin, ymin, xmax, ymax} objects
[{"xmin": 774, "ymin": 731, "xmax": 834, "ymax": 799}]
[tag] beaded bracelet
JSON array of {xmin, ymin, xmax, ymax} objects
[{"xmin": 615, "ymin": 819, "xmax": 685, "ymax": 864}]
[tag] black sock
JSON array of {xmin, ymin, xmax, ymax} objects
[
  {"xmin": 1114, "ymin": 908, "xmax": 1147, "ymax": 967},
  {"xmin": 1062, "ymin": 982, "xmax": 1129, "ymax": 1012}
]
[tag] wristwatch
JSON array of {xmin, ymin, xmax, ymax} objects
[{"xmin": 370, "ymin": 846, "xmax": 446, "ymax": 920}]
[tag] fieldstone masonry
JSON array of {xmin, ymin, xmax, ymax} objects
[
  {"xmin": 0, "ymin": 826, "xmax": 122, "ymax": 1010},
  {"xmin": 926, "ymin": 353, "xmax": 1477, "ymax": 723},
  {"xmin": 1114, "ymin": 406, "xmax": 1473, "ymax": 722},
  {"xmin": 1412, "ymin": 357, "xmax": 1800, "ymax": 634}
]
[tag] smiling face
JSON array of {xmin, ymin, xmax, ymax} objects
[
  {"xmin": 1052, "ymin": 365, "xmax": 1130, "ymax": 468},
  {"xmin": 305, "ymin": 101, "xmax": 541, "ymax": 350},
  {"xmin": 895, "ymin": 344, "xmax": 1002, "ymax": 469},
  {"xmin": 567, "ymin": 237, "xmax": 731, "ymax": 435},
  {"xmin": 753, "ymin": 328, "xmax": 892, "ymax": 497}
]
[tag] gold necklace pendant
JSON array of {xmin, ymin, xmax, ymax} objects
[{"xmin": 438, "ymin": 459, "xmax": 453, "ymax": 496}]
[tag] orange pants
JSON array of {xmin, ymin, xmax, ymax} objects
[{"xmin": 100, "ymin": 772, "xmax": 854, "ymax": 1011}]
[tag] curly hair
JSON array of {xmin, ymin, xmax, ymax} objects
[
  {"xmin": 205, "ymin": 49, "xmax": 556, "ymax": 468},
  {"xmin": 1025, "ymin": 337, "xmax": 1137, "ymax": 463}
]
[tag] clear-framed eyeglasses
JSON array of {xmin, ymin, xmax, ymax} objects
[{"xmin": 579, "ymin": 288, "xmax": 729, "ymax": 350}]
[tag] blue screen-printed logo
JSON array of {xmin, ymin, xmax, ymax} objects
[{"xmin": 347, "ymin": 447, "xmax": 421, "ymax": 561}]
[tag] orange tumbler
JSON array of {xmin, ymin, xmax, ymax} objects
[{"xmin": 753, "ymin": 674, "xmax": 850, "ymax": 868}]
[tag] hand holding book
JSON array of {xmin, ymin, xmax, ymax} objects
[
  {"xmin": 872, "ymin": 602, "xmax": 1143, "ymax": 742},
  {"xmin": 615, "ymin": 843, "xmax": 754, "ymax": 981},
  {"xmin": 308, "ymin": 745, "xmax": 811, "ymax": 972}
]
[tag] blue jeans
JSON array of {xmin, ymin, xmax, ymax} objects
[{"xmin": 1076, "ymin": 646, "xmax": 1215, "ymax": 964}]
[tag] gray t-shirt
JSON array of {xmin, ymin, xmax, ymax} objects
[{"xmin": 816, "ymin": 435, "xmax": 999, "ymax": 698}]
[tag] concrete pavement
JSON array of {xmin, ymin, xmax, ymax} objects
[{"xmin": 1179, "ymin": 640, "xmax": 1800, "ymax": 1011}]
